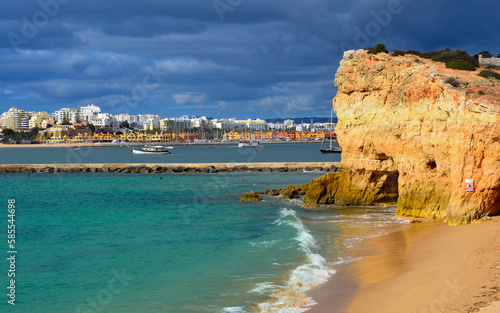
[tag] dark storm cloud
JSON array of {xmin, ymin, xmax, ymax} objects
[{"xmin": 0, "ymin": 0, "xmax": 499, "ymax": 118}]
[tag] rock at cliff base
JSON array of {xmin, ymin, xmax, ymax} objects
[{"xmin": 240, "ymin": 192, "xmax": 263, "ymax": 202}]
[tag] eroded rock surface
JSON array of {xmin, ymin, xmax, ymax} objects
[{"xmin": 305, "ymin": 50, "xmax": 500, "ymax": 224}]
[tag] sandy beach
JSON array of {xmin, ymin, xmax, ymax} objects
[{"xmin": 308, "ymin": 217, "xmax": 500, "ymax": 313}]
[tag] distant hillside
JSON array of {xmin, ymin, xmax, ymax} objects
[{"xmin": 265, "ymin": 117, "xmax": 338, "ymax": 124}]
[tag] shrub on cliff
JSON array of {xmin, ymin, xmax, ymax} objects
[
  {"xmin": 444, "ymin": 77, "xmax": 461, "ymax": 88},
  {"xmin": 445, "ymin": 60, "xmax": 476, "ymax": 71},
  {"xmin": 420, "ymin": 48, "xmax": 478, "ymax": 67},
  {"xmin": 392, "ymin": 49, "xmax": 405, "ymax": 56},
  {"xmin": 478, "ymin": 70, "xmax": 500, "ymax": 80},
  {"xmin": 406, "ymin": 49, "xmax": 420, "ymax": 55},
  {"xmin": 367, "ymin": 44, "xmax": 388, "ymax": 55}
]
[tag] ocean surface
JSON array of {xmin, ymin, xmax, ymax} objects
[
  {"xmin": 1, "ymin": 172, "xmax": 407, "ymax": 313},
  {"xmin": 0, "ymin": 142, "xmax": 341, "ymax": 164}
]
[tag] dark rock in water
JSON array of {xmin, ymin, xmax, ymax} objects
[
  {"xmin": 139, "ymin": 168, "xmax": 150, "ymax": 174},
  {"xmin": 240, "ymin": 192, "xmax": 263, "ymax": 202},
  {"xmin": 171, "ymin": 166, "xmax": 186, "ymax": 173},
  {"xmin": 279, "ymin": 185, "xmax": 301, "ymax": 199},
  {"xmin": 89, "ymin": 167, "xmax": 97, "ymax": 173},
  {"xmin": 207, "ymin": 166, "xmax": 218, "ymax": 173},
  {"xmin": 276, "ymin": 167, "xmax": 288, "ymax": 172},
  {"xmin": 218, "ymin": 167, "xmax": 230, "ymax": 173},
  {"xmin": 120, "ymin": 167, "xmax": 131, "ymax": 173},
  {"xmin": 261, "ymin": 168, "xmax": 272, "ymax": 173},
  {"xmin": 328, "ymin": 165, "xmax": 339, "ymax": 173},
  {"xmin": 232, "ymin": 165, "xmax": 248, "ymax": 172},
  {"xmin": 186, "ymin": 167, "xmax": 198, "ymax": 173},
  {"xmin": 109, "ymin": 167, "xmax": 118, "ymax": 172},
  {"xmin": 264, "ymin": 189, "xmax": 280, "ymax": 196},
  {"xmin": 297, "ymin": 184, "xmax": 309, "ymax": 195},
  {"xmin": 164, "ymin": 167, "xmax": 175, "ymax": 173},
  {"xmin": 151, "ymin": 165, "xmax": 162, "ymax": 173},
  {"xmin": 304, "ymin": 166, "xmax": 314, "ymax": 172}
]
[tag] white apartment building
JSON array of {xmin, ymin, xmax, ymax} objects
[
  {"xmin": 268, "ymin": 122, "xmax": 287, "ymax": 131},
  {"xmin": 93, "ymin": 113, "xmax": 120, "ymax": 131},
  {"xmin": 0, "ymin": 107, "xmax": 31, "ymax": 130},
  {"xmin": 80, "ymin": 104, "xmax": 101, "ymax": 124},
  {"xmin": 284, "ymin": 119, "xmax": 296, "ymax": 128},
  {"xmin": 160, "ymin": 118, "xmax": 193, "ymax": 131},
  {"xmin": 240, "ymin": 119, "xmax": 267, "ymax": 131},
  {"xmin": 53, "ymin": 108, "xmax": 80, "ymax": 124}
]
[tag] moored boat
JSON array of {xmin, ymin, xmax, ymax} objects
[
  {"xmin": 238, "ymin": 140, "xmax": 261, "ymax": 147},
  {"xmin": 320, "ymin": 109, "xmax": 342, "ymax": 154},
  {"xmin": 132, "ymin": 145, "xmax": 173, "ymax": 154},
  {"xmin": 320, "ymin": 146, "xmax": 342, "ymax": 153}
]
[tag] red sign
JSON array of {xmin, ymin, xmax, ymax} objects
[{"xmin": 465, "ymin": 179, "xmax": 474, "ymax": 192}]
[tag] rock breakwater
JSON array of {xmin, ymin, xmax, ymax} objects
[{"xmin": 0, "ymin": 162, "xmax": 340, "ymax": 174}]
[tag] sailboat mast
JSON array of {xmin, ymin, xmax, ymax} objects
[{"xmin": 329, "ymin": 108, "xmax": 333, "ymax": 149}]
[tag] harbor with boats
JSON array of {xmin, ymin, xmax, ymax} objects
[{"xmin": 0, "ymin": 142, "xmax": 341, "ymax": 165}]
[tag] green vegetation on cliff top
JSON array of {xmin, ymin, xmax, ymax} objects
[{"xmin": 366, "ymin": 44, "xmax": 500, "ymax": 72}]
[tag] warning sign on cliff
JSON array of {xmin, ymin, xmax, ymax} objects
[{"xmin": 465, "ymin": 179, "xmax": 474, "ymax": 191}]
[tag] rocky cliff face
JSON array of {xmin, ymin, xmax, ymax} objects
[{"xmin": 305, "ymin": 50, "xmax": 500, "ymax": 224}]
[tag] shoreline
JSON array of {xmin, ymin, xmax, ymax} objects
[
  {"xmin": 0, "ymin": 140, "xmax": 327, "ymax": 148},
  {"xmin": 307, "ymin": 216, "xmax": 500, "ymax": 313}
]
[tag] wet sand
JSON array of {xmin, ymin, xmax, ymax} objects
[{"xmin": 308, "ymin": 217, "xmax": 500, "ymax": 313}]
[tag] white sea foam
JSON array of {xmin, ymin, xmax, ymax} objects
[
  {"xmin": 248, "ymin": 239, "xmax": 283, "ymax": 248},
  {"xmin": 257, "ymin": 208, "xmax": 335, "ymax": 313},
  {"xmin": 251, "ymin": 282, "xmax": 279, "ymax": 295},
  {"xmin": 221, "ymin": 307, "xmax": 247, "ymax": 313}
]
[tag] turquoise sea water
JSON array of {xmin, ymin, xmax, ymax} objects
[
  {"xmin": 0, "ymin": 142, "xmax": 341, "ymax": 164},
  {"xmin": 1, "ymin": 172, "xmax": 406, "ymax": 313}
]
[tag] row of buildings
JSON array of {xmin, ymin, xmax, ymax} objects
[
  {"xmin": 39, "ymin": 129, "xmax": 331, "ymax": 144},
  {"xmin": 0, "ymin": 105, "xmax": 334, "ymax": 134}
]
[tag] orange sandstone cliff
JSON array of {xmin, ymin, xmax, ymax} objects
[{"xmin": 304, "ymin": 50, "xmax": 500, "ymax": 224}]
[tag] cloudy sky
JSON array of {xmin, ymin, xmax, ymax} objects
[{"xmin": 0, "ymin": 0, "xmax": 498, "ymax": 119}]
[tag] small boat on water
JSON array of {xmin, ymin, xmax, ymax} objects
[
  {"xmin": 132, "ymin": 145, "xmax": 173, "ymax": 155},
  {"xmin": 69, "ymin": 146, "xmax": 82, "ymax": 151},
  {"xmin": 320, "ymin": 146, "xmax": 342, "ymax": 153},
  {"xmin": 320, "ymin": 109, "xmax": 342, "ymax": 154},
  {"xmin": 238, "ymin": 140, "xmax": 261, "ymax": 147}
]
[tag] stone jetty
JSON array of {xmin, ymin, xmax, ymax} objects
[{"xmin": 0, "ymin": 162, "xmax": 340, "ymax": 174}]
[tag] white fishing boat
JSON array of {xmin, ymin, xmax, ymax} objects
[
  {"xmin": 132, "ymin": 145, "xmax": 173, "ymax": 154},
  {"xmin": 320, "ymin": 109, "xmax": 342, "ymax": 153},
  {"xmin": 238, "ymin": 140, "xmax": 261, "ymax": 147}
]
